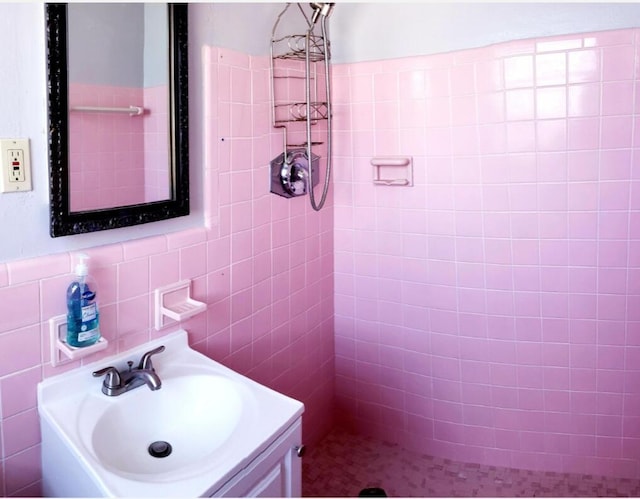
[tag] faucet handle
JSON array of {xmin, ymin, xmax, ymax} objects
[
  {"xmin": 138, "ymin": 345, "xmax": 165, "ymax": 370},
  {"xmin": 92, "ymin": 366, "xmax": 122, "ymax": 388}
]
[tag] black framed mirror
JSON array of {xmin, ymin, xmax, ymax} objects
[{"xmin": 46, "ymin": 3, "xmax": 189, "ymax": 237}]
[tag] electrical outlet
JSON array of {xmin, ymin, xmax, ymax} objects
[
  {"xmin": 0, "ymin": 139, "xmax": 32, "ymax": 192},
  {"xmin": 8, "ymin": 150, "xmax": 26, "ymax": 182}
]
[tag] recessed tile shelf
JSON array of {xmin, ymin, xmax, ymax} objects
[
  {"xmin": 49, "ymin": 314, "xmax": 109, "ymax": 367},
  {"xmin": 371, "ymin": 156, "xmax": 413, "ymax": 186},
  {"xmin": 154, "ymin": 280, "xmax": 207, "ymax": 330}
]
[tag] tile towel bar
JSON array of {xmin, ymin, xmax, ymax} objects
[{"xmin": 371, "ymin": 156, "xmax": 413, "ymax": 186}]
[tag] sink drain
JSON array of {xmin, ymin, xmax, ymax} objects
[{"xmin": 148, "ymin": 440, "xmax": 172, "ymax": 458}]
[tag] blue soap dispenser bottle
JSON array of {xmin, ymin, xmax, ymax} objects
[{"xmin": 66, "ymin": 253, "xmax": 101, "ymax": 348}]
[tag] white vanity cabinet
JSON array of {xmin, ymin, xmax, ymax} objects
[{"xmin": 210, "ymin": 418, "xmax": 302, "ymax": 497}]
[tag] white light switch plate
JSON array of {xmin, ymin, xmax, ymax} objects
[{"xmin": 0, "ymin": 138, "xmax": 32, "ymax": 192}]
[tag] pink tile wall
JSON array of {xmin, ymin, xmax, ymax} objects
[
  {"xmin": 203, "ymin": 46, "xmax": 334, "ymax": 444},
  {"xmin": 0, "ymin": 47, "xmax": 334, "ymax": 496},
  {"xmin": 334, "ymin": 29, "xmax": 640, "ymax": 479}
]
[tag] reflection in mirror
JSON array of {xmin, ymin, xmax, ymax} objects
[
  {"xmin": 46, "ymin": 3, "xmax": 189, "ymax": 237},
  {"xmin": 67, "ymin": 4, "xmax": 170, "ymax": 211}
]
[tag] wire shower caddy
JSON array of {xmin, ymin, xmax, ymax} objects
[{"xmin": 270, "ymin": 3, "xmax": 331, "ymax": 152}]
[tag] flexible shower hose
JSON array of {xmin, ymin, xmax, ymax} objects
[{"xmin": 305, "ymin": 16, "xmax": 332, "ymax": 212}]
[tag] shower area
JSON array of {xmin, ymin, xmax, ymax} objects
[{"xmin": 329, "ymin": 14, "xmax": 640, "ymax": 488}]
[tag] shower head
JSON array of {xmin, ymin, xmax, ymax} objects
[{"xmin": 310, "ymin": 2, "xmax": 335, "ymax": 25}]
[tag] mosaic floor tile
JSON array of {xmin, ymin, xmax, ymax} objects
[{"xmin": 302, "ymin": 427, "xmax": 640, "ymax": 497}]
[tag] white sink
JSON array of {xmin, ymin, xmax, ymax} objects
[
  {"xmin": 87, "ymin": 374, "xmax": 246, "ymax": 479},
  {"xmin": 38, "ymin": 330, "xmax": 304, "ymax": 497}
]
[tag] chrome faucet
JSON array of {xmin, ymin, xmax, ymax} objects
[{"xmin": 92, "ymin": 345, "xmax": 165, "ymax": 396}]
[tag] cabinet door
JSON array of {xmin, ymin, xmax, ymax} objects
[
  {"xmin": 212, "ymin": 419, "xmax": 302, "ymax": 497},
  {"xmin": 245, "ymin": 460, "xmax": 286, "ymax": 497}
]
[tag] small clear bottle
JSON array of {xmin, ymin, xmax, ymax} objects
[{"xmin": 66, "ymin": 254, "xmax": 101, "ymax": 348}]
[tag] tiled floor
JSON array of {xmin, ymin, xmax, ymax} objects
[{"xmin": 302, "ymin": 427, "xmax": 640, "ymax": 497}]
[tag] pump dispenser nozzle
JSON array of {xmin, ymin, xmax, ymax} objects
[{"xmin": 74, "ymin": 253, "xmax": 90, "ymax": 277}]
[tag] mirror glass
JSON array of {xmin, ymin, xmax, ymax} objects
[
  {"xmin": 46, "ymin": 3, "xmax": 189, "ymax": 237},
  {"xmin": 67, "ymin": 4, "xmax": 170, "ymax": 211}
]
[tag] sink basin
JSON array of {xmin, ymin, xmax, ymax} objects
[
  {"xmin": 86, "ymin": 374, "xmax": 247, "ymax": 480},
  {"xmin": 38, "ymin": 330, "xmax": 304, "ymax": 497}
]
